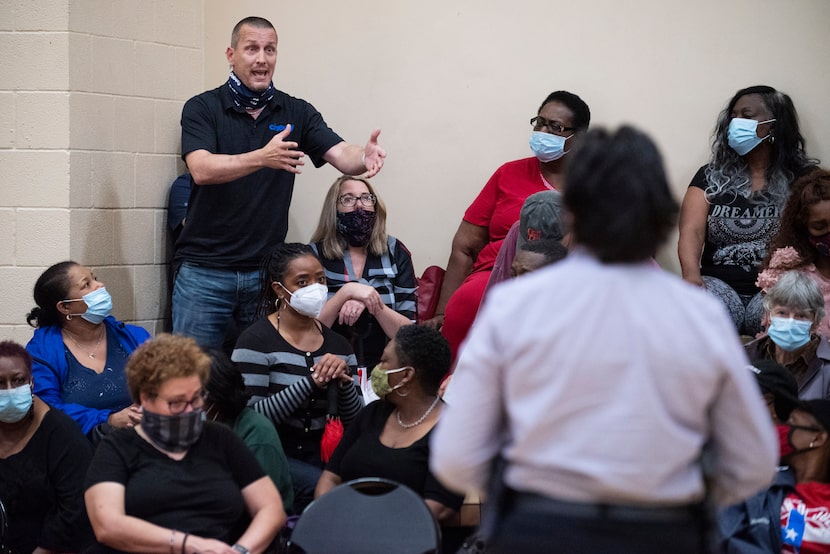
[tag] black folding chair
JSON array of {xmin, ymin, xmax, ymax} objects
[{"xmin": 288, "ymin": 477, "xmax": 441, "ymax": 554}]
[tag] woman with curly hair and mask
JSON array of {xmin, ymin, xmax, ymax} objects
[
  {"xmin": 759, "ymin": 169, "xmax": 830, "ymax": 338},
  {"xmin": 678, "ymin": 85, "xmax": 818, "ymax": 336},
  {"xmin": 84, "ymin": 334, "xmax": 284, "ymax": 554}
]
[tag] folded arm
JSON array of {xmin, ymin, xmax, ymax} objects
[{"xmin": 186, "ymin": 125, "xmax": 305, "ymax": 185}]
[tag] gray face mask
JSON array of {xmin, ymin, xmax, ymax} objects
[{"xmin": 140, "ymin": 408, "xmax": 205, "ymax": 452}]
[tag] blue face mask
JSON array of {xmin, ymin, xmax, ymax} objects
[
  {"xmin": 0, "ymin": 384, "xmax": 33, "ymax": 423},
  {"xmin": 65, "ymin": 287, "xmax": 113, "ymax": 325},
  {"xmin": 727, "ymin": 117, "xmax": 775, "ymax": 156},
  {"xmin": 529, "ymin": 131, "xmax": 572, "ymax": 163},
  {"xmin": 768, "ymin": 316, "xmax": 812, "ymax": 352}
]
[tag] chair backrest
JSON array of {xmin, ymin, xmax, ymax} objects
[
  {"xmin": 288, "ymin": 477, "xmax": 441, "ymax": 554},
  {"xmin": 417, "ymin": 265, "xmax": 445, "ymax": 324}
]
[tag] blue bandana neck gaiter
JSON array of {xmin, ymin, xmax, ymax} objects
[{"xmin": 227, "ymin": 71, "xmax": 276, "ymax": 111}]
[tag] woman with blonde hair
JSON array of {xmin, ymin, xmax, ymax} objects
[{"xmin": 310, "ymin": 175, "xmax": 417, "ymax": 371}]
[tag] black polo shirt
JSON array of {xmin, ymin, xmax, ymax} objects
[{"xmin": 177, "ymin": 84, "xmax": 343, "ymax": 270}]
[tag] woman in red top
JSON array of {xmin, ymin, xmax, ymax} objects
[{"xmin": 423, "ymin": 90, "xmax": 590, "ymax": 360}]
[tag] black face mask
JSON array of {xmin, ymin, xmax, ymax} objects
[
  {"xmin": 141, "ymin": 408, "xmax": 204, "ymax": 452},
  {"xmin": 337, "ymin": 210, "xmax": 377, "ymax": 247},
  {"xmin": 809, "ymin": 232, "xmax": 830, "ymax": 257}
]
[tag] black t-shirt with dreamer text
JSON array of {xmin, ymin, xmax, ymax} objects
[{"xmin": 690, "ymin": 165, "xmax": 782, "ymax": 296}]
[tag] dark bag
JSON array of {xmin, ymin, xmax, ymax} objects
[{"xmin": 456, "ymin": 457, "xmax": 508, "ymax": 554}]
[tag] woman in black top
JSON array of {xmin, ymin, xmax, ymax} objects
[
  {"xmin": 0, "ymin": 340, "xmax": 93, "ymax": 553},
  {"xmin": 84, "ymin": 334, "xmax": 284, "ymax": 554},
  {"xmin": 315, "ymin": 325, "xmax": 463, "ymax": 523}
]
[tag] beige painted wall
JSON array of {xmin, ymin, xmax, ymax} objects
[
  {"xmin": 206, "ymin": 0, "xmax": 830, "ymax": 274},
  {"xmin": 1, "ymin": 0, "xmax": 828, "ymax": 343}
]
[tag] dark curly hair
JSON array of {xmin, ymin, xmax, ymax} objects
[
  {"xmin": 27, "ymin": 261, "xmax": 79, "ymax": 328},
  {"xmin": 394, "ymin": 325, "xmax": 451, "ymax": 396},
  {"xmin": 765, "ymin": 169, "xmax": 830, "ymax": 268},
  {"xmin": 565, "ymin": 126, "xmax": 678, "ymax": 263},
  {"xmin": 257, "ymin": 243, "xmax": 320, "ymax": 317},
  {"xmin": 705, "ymin": 85, "xmax": 818, "ymax": 206},
  {"xmin": 126, "ymin": 334, "xmax": 210, "ymax": 402}
]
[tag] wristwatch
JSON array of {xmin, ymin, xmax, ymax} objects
[{"xmin": 232, "ymin": 545, "xmax": 250, "ymax": 554}]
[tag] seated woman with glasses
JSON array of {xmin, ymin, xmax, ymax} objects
[
  {"xmin": 719, "ymin": 399, "xmax": 830, "ymax": 553},
  {"xmin": 310, "ymin": 175, "xmax": 416, "ymax": 371},
  {"xmin": 422, "ymin": 90, "xmax": 591, "ymax": 360},
  {"xmin": 84, "ymin": 334, "xmax": 285, "ymax": 554}
]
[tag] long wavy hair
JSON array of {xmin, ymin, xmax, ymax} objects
[
  {"xmin": 705, "ymin": 85, "xmax": 816, "ymax": 206},
  {"xmin": 310, "ymin": 175, "xmax": 388, "ymax": 260},
  {"xmin": 765, "ymin": 169, "xmax": 830, "ymax": 267}
]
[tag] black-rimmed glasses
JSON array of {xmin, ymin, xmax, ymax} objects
[
  {"xmin": 163, "ymin": 391, "xmax": 207, "ymax": 415},
  {"xmin": 338, "ymin": 193, "xmax": 376, "ymax": 208},
  {"xmin": 530, "ymin": 116, "xmax": 575, "ymax": 136}
]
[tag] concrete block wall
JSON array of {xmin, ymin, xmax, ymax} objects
[{"xmin": 0, "ymin": 0, "xmax": 203, "ymax": 344}]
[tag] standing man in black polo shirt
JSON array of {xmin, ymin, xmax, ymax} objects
[{"xmin": 174, "ymin": 16, "xmax": 386, "ymax": 349}]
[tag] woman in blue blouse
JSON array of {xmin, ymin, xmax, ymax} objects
[{"xmin": 26, "ymin": 261, "xmax": 150, "ymax": 438}]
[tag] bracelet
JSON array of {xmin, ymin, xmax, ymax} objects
[
  {"xmin": 181, "ymin": 533, "xmax": 190, "ymax": 554},
  {"xmin": 232, "ymin": 544, "xmax": 250, "ymax": 554},
  {"xmin": 169, "ymin": 530, "xmax": 177, "ymax": 554}
]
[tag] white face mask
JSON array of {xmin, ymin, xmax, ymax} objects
[{"xmin": 279, "ymin": 282, "xmax": 329, "ymax": 319}]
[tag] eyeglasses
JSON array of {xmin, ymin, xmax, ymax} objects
[
  {"xmin": 338, "ymin": 193, "xmax": 376, "ymax": 208},
  {"xmin": 530, "ymin": 116, "xmax": 575, "ymax": 136},
  {"xmin": 163, "ymin": 390, "xmax": 207, "ymax": 415},
  {"xmin": 789, "ymin": 424, "xmax": 822, "ymax": 433}
]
